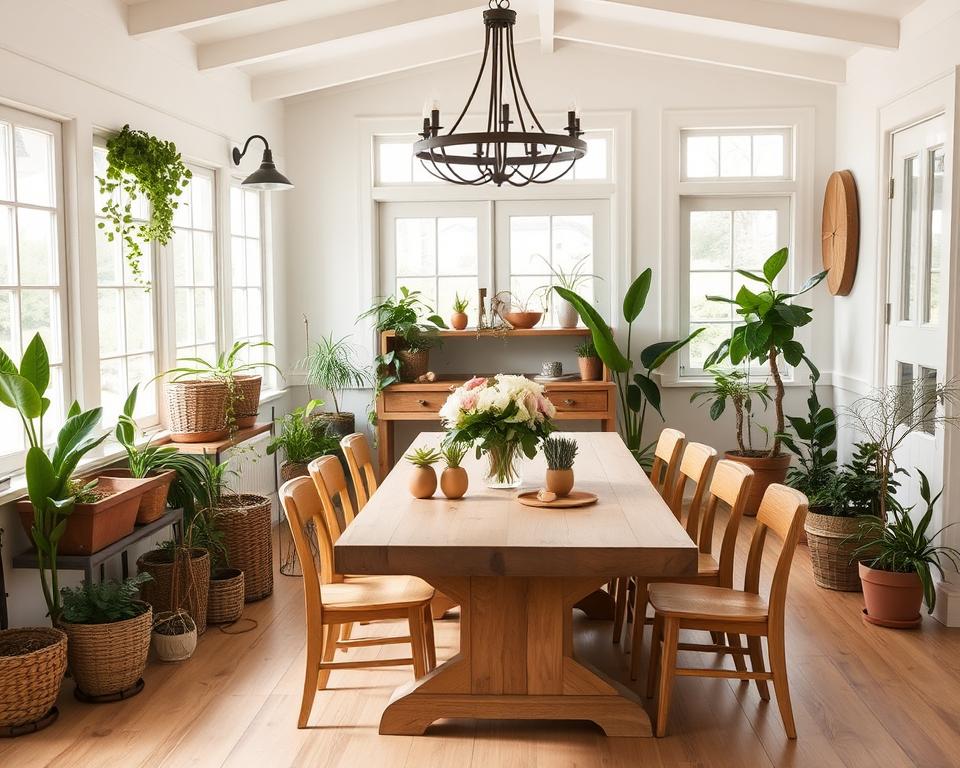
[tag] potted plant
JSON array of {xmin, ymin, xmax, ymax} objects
[
  {"xmin": 0, "ymin": 626, "xmax": 67, "ymax": 733},
  {"xmin": 441, "ymin": 375, "xmax": 555, "ymax": 489},
  {"xmin": 451, "ymin": 293, "xmax": 470, "ymax": 331},
  {"xmin": 539, "ymin": 254, "xmax": 600, "ymax": 329},
  {"xmin": 302, "ymin": 334, "xmax": 370, "ymax": 437},
  {"xmin": 543, "ymin": 436, "xmax": 578, "ymax": 497},
  {"xmin": 855, "ymin": 470, "xmax": 960, "ymax": 628},
  {"xmin": 701, "ymin": 248, "xmax": 827, "ymax": 513},
  {"xmin": 361, "ymin": 287, "xmax": 447, "ymax": 383},
  {"xmin": 405, "ymin": 446, "xmax": 441, "ymax": 499},
  {"xmin": 207, "ymin": 567, "xmax": 244, "ymax": 626},
  {"xmin": 439, "ymin": 441, "xmax": 469, "ymax": 499},
  {"xmin": 152, "ymin": 611, "xmax": 197, "ymax": 662},
  {"xmin": 266, "ymin": 399, "xmax": 341, "ymax": 481},
  {"xmin": 556, "ymin": 270, "xmax": 701, "ymax": 466},
  {"xmin": 58, "ymin": 574, "xmax": 153, "ymax": 699},
  {"xmin": 575, "ymin": 340, "xmax": 602, "ymax": 381},
  {"xmin": 161, "ymin": 340, "xmax": 282, "ymax": 442},
  {"xmin": 494, "ymin": 287, "xmax": 549, "ymax": 329}
]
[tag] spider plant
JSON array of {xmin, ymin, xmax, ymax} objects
[
  {"xmin": 301, "ymin": 334, "xmax": 370, "ymax": 415},
  {"xmin": 539, "ymin": 254, "xmax": 601, "ymax": 292}
]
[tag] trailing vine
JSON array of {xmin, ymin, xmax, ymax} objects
[{"xmin": 96, "ymin": 124, "xmax": 192, "ymax": 289}]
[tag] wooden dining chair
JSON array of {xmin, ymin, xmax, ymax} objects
[
  {"xmin": 628, "ymin": 457, "xmax": 752, "ymax": 680},
  {"xmin": 646, "ymin": 484, "xmax": 808, "ymax": 739},
  {"xmin": 340, "ymin": 432, "xmax": 378, "ymax": 510},
  {"xmin": 280, "ymin": 475, "xmax": 437, "ymax": 729},
  {"xmin": 612, "ymin": 427, "xmax": 687, "ymax": 644}
]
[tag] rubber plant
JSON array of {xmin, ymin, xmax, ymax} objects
[
  {"xmin": 554, "ymin": 270, "xmax": 702, "ymax": 465},
  {"xmin": 96, "ymin": 124, "xmax": 192, "ymax": 288},
  {"xmin": 0, "ymin": 333, "xmax": 108, "ymax": 624}
]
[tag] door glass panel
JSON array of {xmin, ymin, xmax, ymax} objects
[
  {"xmin": 896, "ymin": 361, "xmax": 915, "ymax": 426},
  {"xmin": 901, "ymin": 155, "xmax": 920, "ymax": 321},
  {"xmin": 920, "ymin": 366, "xmax": 937, "ymax": 435},
  {"xmin": 925, "ymin": 147, "xmax": 945, "ymax": 324}
]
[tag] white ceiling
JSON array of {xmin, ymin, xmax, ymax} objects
[{"xmin": 122, "ymin": 0, "xmax": 924, "ymax": 100}]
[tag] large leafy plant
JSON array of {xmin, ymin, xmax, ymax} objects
[
  {"xmin": 360, "ymin": 287, "xmax": 447, "ymax": 352},
  {"xmin": 555, "ymin": 270, "xmax": 701, "ymax": 464},
  {"xmin": 778, "ymin": 376, "xmax": 837, "ymax": 506},
  {"xmin": 0, "ymin": 334, "xmax": 109, "ymax": 623},
  {"xmin": 703, "ymin": 248, "xmax": 827, "ymax": 457}
]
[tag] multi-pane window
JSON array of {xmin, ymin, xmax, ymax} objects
[
  {"xmin": 94, "ymin": 144, "xmax": 158, "ymax": 426},
  {"xmin": 682, "ymin": 128, "xmax": 791, "ymax": 180},
  {"xmin": 173, "ymin": 166, "xmax": 217, "ymax": 362},
  {"xmin": 230, "ymin": 183, "xmax": 268, "ymax": 368},
  {"xmin": 0, "ymin": 106, "xmax": 68, "ymax": 462}
]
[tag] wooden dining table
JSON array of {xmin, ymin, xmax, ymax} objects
[{"xmin": 334, "ymin": 431, "xmax": 698, "ymax": 737}]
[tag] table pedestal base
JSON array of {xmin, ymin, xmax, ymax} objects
[{"xmin": 380, "ymin": 575, "xmax": 651, "ymax": 737}]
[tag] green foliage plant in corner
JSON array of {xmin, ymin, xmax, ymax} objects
[{"xmin": 96, "ymin": 124, "xmax": 192, "ymax": 288}]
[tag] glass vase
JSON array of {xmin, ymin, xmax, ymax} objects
[{"xmin": 484, "ymin": 442, "xmax": 523, "ymax": 489}]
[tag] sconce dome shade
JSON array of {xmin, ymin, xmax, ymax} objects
[{"xmin": 232, "ymin": 140, "xmax": 293, "ymax": 191}]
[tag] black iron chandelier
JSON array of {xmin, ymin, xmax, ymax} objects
[{"xmin": 414, "ymin": 0, "xmax": 586, "ymax": 186}]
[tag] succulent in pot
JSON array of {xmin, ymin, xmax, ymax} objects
[
  {"xmin": 543, "ymin": 436, "xmax": 578, "ymax": 497},
  {"xmin": 575, "ymin": 340, "xmax": 602, "ymax": 382},
  {"xmin": 451, "ymin": 293, "xmax": 470, "ymax": 331},
  {"xmin": 405, "ymin": 446, "xmax": 441, "ymax": 499},
  {"xmin": 301, "ymin": 334, "xmax": 370, "ymax": 437},
  {"xmin": 439, "ymin": 440, "xmax": 469, "ymax": 500},
  {"xmin": 360, "ymin": 287, "xmax": 447, "ymax": 383}
]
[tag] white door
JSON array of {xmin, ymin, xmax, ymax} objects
[{"xmin": 885, "ymin": 113, "xmax": 951, "ymax": 512}]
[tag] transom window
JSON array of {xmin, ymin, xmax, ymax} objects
[{"xmin": 681, "ymin": 128, "xmax": 791, "ymax": 181}]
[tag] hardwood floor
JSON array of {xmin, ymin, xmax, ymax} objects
[{"xmin": 3, "ymin": 512, "xmax": 960, "ymax": 768}]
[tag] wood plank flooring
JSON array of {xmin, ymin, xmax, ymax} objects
[{"xmin": 3, "ymin": 512, "xmax": 960, "ymax": 768}]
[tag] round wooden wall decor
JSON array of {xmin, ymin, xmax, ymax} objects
[{"xmin": 821, "ymin": 169, "xmax": 859, "ymax": 296}]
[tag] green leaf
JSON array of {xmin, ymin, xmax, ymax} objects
[
  {"xmin": 736, "ymin": 269, "xmax": 768, "ymax": 285},
  {"xmin": 709, "ymin": 398, "xmax": 726, "ymax": 421},
  {"xmin": 19, "ymin": 333, "xmax": 49, "ymax": 396},
  {"xmin": 639, "ymin": 328, "xmax": 704, "ymax": 371},
  {"xmin": 763, "ymin": 248, "xmax": 789, "ymax": 282},
  {"xmin": 554, "ymin": 287, "xmax": 631, "ymax": 373},
  {"xmin": 122, "ymin": 383, "xmax": 139, "ymax": 419},
  {"xmin": 52, "ymin": 407, "xmax": 103, "ymax": 473},
  {"xmin": 622, "ymin": 269, "xmax": 652, "ymax": 323},
  {"xmin": 626, "ymin": 383, "xmax": 643, "ymax": 412},
  {"xmin": 734, "ymin": 284, "xmax": 762, "ymax": 311},
  {"xmin": 25, "ymin": 446, "xmax": 56, "ymax": 511},
  {"xmin": 785, "ymin": 270, "xmax": 829, "ymax": 298},
  {"xmin": 426, "ymin": 314, "xmax": 448, "ymax": 329},
  {"xmin": 0, "ymin": 373, "xmax": 42, "ymax": 418},
  {"xmin": 632, "ymin": 373, "xmax": 663, "ymax": 419},
  {"xmin": 0, "ymin": 347, "xmax": 17, "ymax": 376},
  {"xmin": 782, "ymin": 340, "xmax": 804, "ymax": 366},
  {"xmin": 774, "ymin": 303, "xmax": 812, "ymax": 327}
]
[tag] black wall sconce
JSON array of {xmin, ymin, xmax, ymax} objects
[{"xmin": 232, "ymin": 134, "xmax": 293, "ymax": 191}]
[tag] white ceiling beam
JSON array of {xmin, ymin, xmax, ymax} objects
[
  {"xmin": 198, "ymin": 0, "xmax": 482, "ymax": 71},
  {"xmin": 538, "ymin": 0, "xmax": 555, "ymax": 54},
  {"xmin": 127, "ymin": 0, "xmax": 284, "ymax": 36},
  {"xmin": 556, "ymin": 15, "xmax": 845, "ymax": 84},
  {"xmin": 601, "ymin": 0, "xmax": 899, "ymax": 49},
  {"xmin": 251, "ymin": 31, "xmax": 536, "ymax": 101}
]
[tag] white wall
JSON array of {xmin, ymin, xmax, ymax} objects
[
  {"xmin": 283, "ymin": 42, "xmax": 837, "ymax": 457},
  {"xmin": 0, "ymin": 0, "xmax": 286, "ymax": 627}
]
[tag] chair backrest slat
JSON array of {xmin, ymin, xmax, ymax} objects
[
  {"xmin": 650, "ymin": 428, "xmax": 685, "ymax": 499},
  {"xmin": 667, "ymin": 442, "xmax": 717, "ymax": 534},
  {"xmin": 699, "ymin": 460, "xmax": 753, "ymax": 587},
  {"xmin": 280, "ymin": 477, "xmax": 331, "ymax": 632},
  {"xmin": 340, "ymin": 433, "xmax": 378, "ymax": 510},
  {"xmin": 308, "ymin": 455, "xmax": 358, "ymax": 540}
]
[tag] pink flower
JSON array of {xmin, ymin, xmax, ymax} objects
[
  {"xmin": 537, "ymin": 394, "xmax": 556, "ymax": 418},
  {"xmin": 464, "ymin": 376, "xmax": 487, "ymax": 391},
  {"xmin": 460, "ymin": 391, "xmax": 479, "ymax": 411}
]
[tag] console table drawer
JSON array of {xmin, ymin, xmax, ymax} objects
[
  {"xmin": 383, "ymin": 390, "xmax": 445, "ymax": 414},
  {"xmin": 547, "ymin": 389, "xmax": 608, "ymax": 414}
]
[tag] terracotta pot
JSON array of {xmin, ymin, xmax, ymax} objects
[
  {"xmin": 557, "ymin": 299, "xmax": 579, "ymax": 329},
  {"xmin": 409, "ymin": 467, "xmax": 437, "ymax": 499},
  {"xmin": 859, "ymin": 562, "xmax": 923, "ymax": 628},
  {"xmin": 578, "ymin": 356, "xmax": 602, "ymax": 381},
  {"xmin": 440, "ymin": 467, "xmax": 468, "ymax": 499},
  {"xmin": 17, "ymin": 475, "xmax": 154, "ymax": 555},
  {"xmin": 98, "ymin": 468, "xmax": 176, "ymax": 524},
  {"xmin": 451, "ymin": 312, "xmax": 468, "ymax": 331},
  {"xmin": 233, "ymin": 374, "xmax": 262, "ymax": 428},
  {"xmin": 545, "ymin": 468, "xmax": 574, "ymax": 497},
  {"xmin": 310, "ymin": 411, "xmax": 355, "ymax": 439},
  {"xmin": 503, "ymin": 311, "xmax": 542, "ymax": 329},
  {"xmin": 396, "ymin": 349, "xmax": 430, "ymax": 382},
  {"xmin": 723, "ymin": 451, "xmax": 791, "ymax": 516}
]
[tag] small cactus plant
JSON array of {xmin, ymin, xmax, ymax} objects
[{"xmin": 404, "ymin": 446, "xmax": 442, "ymax": 468}]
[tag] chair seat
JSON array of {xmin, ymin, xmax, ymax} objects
[
  {"xmin": 647, "ymin": 583, "xmax": 768, "ymax": 621},
  {"xmin": 322, "ymin": 575, "xmax": 435, "ymax": 611},
  {"xmin": 697, "ymin": 552, "xmax": 719, "ymax": 576}
]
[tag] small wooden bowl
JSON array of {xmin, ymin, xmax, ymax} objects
[{"xmin": 503, "ymin": 311, "xmax": 542, "ymax": 329}]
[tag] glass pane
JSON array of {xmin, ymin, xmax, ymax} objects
[
  {"xmin": 232, "ymin": 288, "xmax": 248, "ymax": 338},
  {"xmin": 230, "ymin": 186, "xmax": 244, "ymax": 236},
  {"xmin": 437, "ymin": 217, "xmax": 477, "ymax": 276},
  {"xmin": 396, "ymin": 218, "xmax": 435, "ymax": 276},
  {"xmin": 245, "ymin": 239, "xmax": 262, "ymax": 287},
  {"xmin": 14, "ymin": 126, "xmax": 55, "ymax": 206},
  {"xmin": 896, "ymin": 361, "xmax": 914, "ymax": 426},
  {"xmin": 243, "ymin": 190, "xmax": 260, "ymax": 238},
  {"xmin": 100, "ymin": 357, "xmax": 125, "ymax": 428},
  {"xmin": 0, "ymin": 205, "xmax": 15, "ymax": 284},
  {"xmin": 552, "ymin": 215, "xmax": 592, "ymax": 274},
  {"xmin": 195, "ymin": 287, "xmax": 216, "ymax": 344},
  {"xmin": 247, "ymin": 288, "xmax": 263, "ymax": 336},
  {"xmin": 42, "ymin": 366, "xmax": 64, "ymax": 445},
  {"xmin": 192, "ymin": 173, "xmax": 213, "ymax": 230},
  {"xmin": 688, "ymin": 323, "xmax": 730, "ymax": 370},
  {"xmin": 720, "ymin": 135, "xmax": 751, "ymax": 177},
  {"xmin": 510, "ymin": 216, "xmax": 550, "ymax": 275},
  {"xmin": 901, "ymin": 155, "xmax": 920, "ymax": 321},
  {"xmin": 509, "ymin": 275, "xmax": 551, "ymax": 313},
  {"xmin": 20, "ymin": 289, "xmax": 59, "ymax": 363},
  {"xmin": 172, "ymin": 180, "xmax": 191, "ymax": 228},
  {"xmin": 411, "ymin": 156, "xmax": 441, "ymax": 184},
  {"xmin": 0, "ymin": 290, "xmax": 15, "ymax": 352},
  {"xmin": 173, "ymin": 229, "xmax": 192, "ymax": 285},
  {"xmin": 925, "ymin": 148, "xmax": 944, "ymax": 324},
  {"xmin": 689, "ymin": 210, "xmax": 731, "ymax": 269},
  {"xmin": 193, "ymin": 231, "xmax": 215, "ymax": 286},
  {"xmin": 124, "ymin": 287, "xmax": 153, "ymax": 354},
  {"xmin": 0, "ymin": 122, "xmax": 11, "ymax": 201},
  {"xmin": 175, "ymin": 287, "xmax": 195, "ymax": 346},
  {"xmin": 395, "ymin": 277, "xmax": 435, "ymax": 309},
  {"xmin": 96, "ymin": 224, "xmax": 122, "ymax": 285},
  {"xmin": 575, "ymin": 136, "xmax": 607, "ymax": 180},
  {"xmin": 231, "ymin": 236, "xmax": 246, "ymax": 286},
  {"xmin": 753, "ymin": 134, "xmax": 784, "ymax": 177},
  {"xmin": 97, "ymin": 288, "xmax": 123, "ymax": 357},
  {"xmin": 438, "ymin": 276, "xmax": 479, "ymax": 318},
  {"xmin": 379, "ymin": 143, "xmax": 412, "ymax": 183},
  {"xmin": 686, "ymin": 135, "xmax": 718, "ymax": 177},
  {"xmin": 0, "ymin": 395, "xmax": 24, "ymax": 454},
  {"xmin": 17, "ymin": 208, "xmax": 57, "ymax": 285},
  {"xmin": 689, "ymin": 273, "xmax": 732, "ymax": 321},
  {"xmin": 733, "ymin": 210, "xmax": 778, "ymax": 270},
  {"xmin": 128, "ymin": 354, "xmax": 156, "ymax": 419},
  {"xmin": 920, "ymin": 366, "xmax": 937, "ymax": 435}
]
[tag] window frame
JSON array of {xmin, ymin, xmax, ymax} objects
[{"xmin": 680, "ymin": 127, "xmax": 793, "ymax": 182}]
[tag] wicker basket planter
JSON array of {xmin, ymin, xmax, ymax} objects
[
  {"xmin": 165, "ymin": 380, "xmax": 230, "ymax": 443},
  {"xmin": 310, "ymin": 411, "xmax": 355, "ymax": 439},
  {"xmin": 0, "ymin": 627, "xmax": 67, "ymax": 731},
  {"xmin": 233, "ymin": 375, "xmax": 262, "ymax": 429},
  {"xmin": 395, "ymin": 349, "xmax": 430, "ymax": 383},
  {"xmin": 152, "ymin": 612, "xmax": 197, "ymax": 662},
  {"xmin": 98, "ymin": 468, "xmax": 176, "ymax": 524},
  {"xmin": 215, "ymin": 494, "xmax": 273, "ymax": 602},
  {"xmin": 208, "ymin": 568, "xmax": 245, "ymax": 625},
  {"xmin": 805, "ymin": 511, "xmax": 863, "ymax": 591},
  {"xmin": 137, "ymin": 548, "xmax": 211, "ymax": 635},
  {"xmin": 59, "ymin": 602, "xmax": 151, "ymax": 698},
  {"xmin": 280, "ymin": 461, "xmax": 309, "ymax": 483}
]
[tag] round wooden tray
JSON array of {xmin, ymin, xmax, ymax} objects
[{"xmin": 516, "ymin": 490, "xmax": 598, "ymax": 508}]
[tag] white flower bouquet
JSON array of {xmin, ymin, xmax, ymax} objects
[{"xmin": 441, "ymin": 374, "xmax": 556, "ymax": 488}]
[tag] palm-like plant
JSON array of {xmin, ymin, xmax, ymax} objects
[
  {"xmin": 302, "ymin": 335, "xmax": 369, "ymax": 415},
  {"xmin": 690, "ymin": 367, "xmax": 772, "ymax": 454}
]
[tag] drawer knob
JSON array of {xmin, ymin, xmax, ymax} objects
[
  {"xmin": 417, "ymin": 399, "xmax": 428, "ymax": 406},
  {"xmin": 563, "ymin": 399, "xmax": 575, "ymax": 406}
]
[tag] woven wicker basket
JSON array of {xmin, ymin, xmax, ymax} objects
[
  {"xmin": 805, "ymin": 511, "xmax": 863, "ymax": 592},
  {"xmin": 60, "ymin": 603, "xmax": 151, "ymax": 697},
  {"xmin": 233, "ymin": 375, "xmax": 262, "ymax": 428},
  {"xmin": 280, "ymin": 462, "xmax": 309, "ymax": 483},
  {"xmin": 137, "ymin": 549, "xmax": 211, "ymax": 634},
  {"xmin": 152, "ymin": 612, "xmax": 197, "ymax": 662},
  {"xmin": 0, "ymin": 627, "xmax": 67, "ymax": 728},
  {"xmin": 208, "ymin": 568, "xmax": 245, "ymax": 624},
  {"xmin": 216, "ymin": 494, "xmax": 273, "ymax": 602},
  {"xmin": 395, "ymin": 349, "xmax": 430, "ymax": 382},
  {"xmin": 165, "ymin": 380, "xmax": 229, "ymax": 443}
]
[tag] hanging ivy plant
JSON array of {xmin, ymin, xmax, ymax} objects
[{"xmin": 96, "ymin": 124, "xmax": 192, "ymax": 289}]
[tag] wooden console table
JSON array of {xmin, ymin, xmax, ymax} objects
[{"xmin": 375, "ymin": 328, "xmax": 617, "ymax": 477}]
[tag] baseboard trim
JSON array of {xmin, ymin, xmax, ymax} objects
[{"xmin": 933, "ymin": 579, "xmax": 960, "ymax": 626}]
